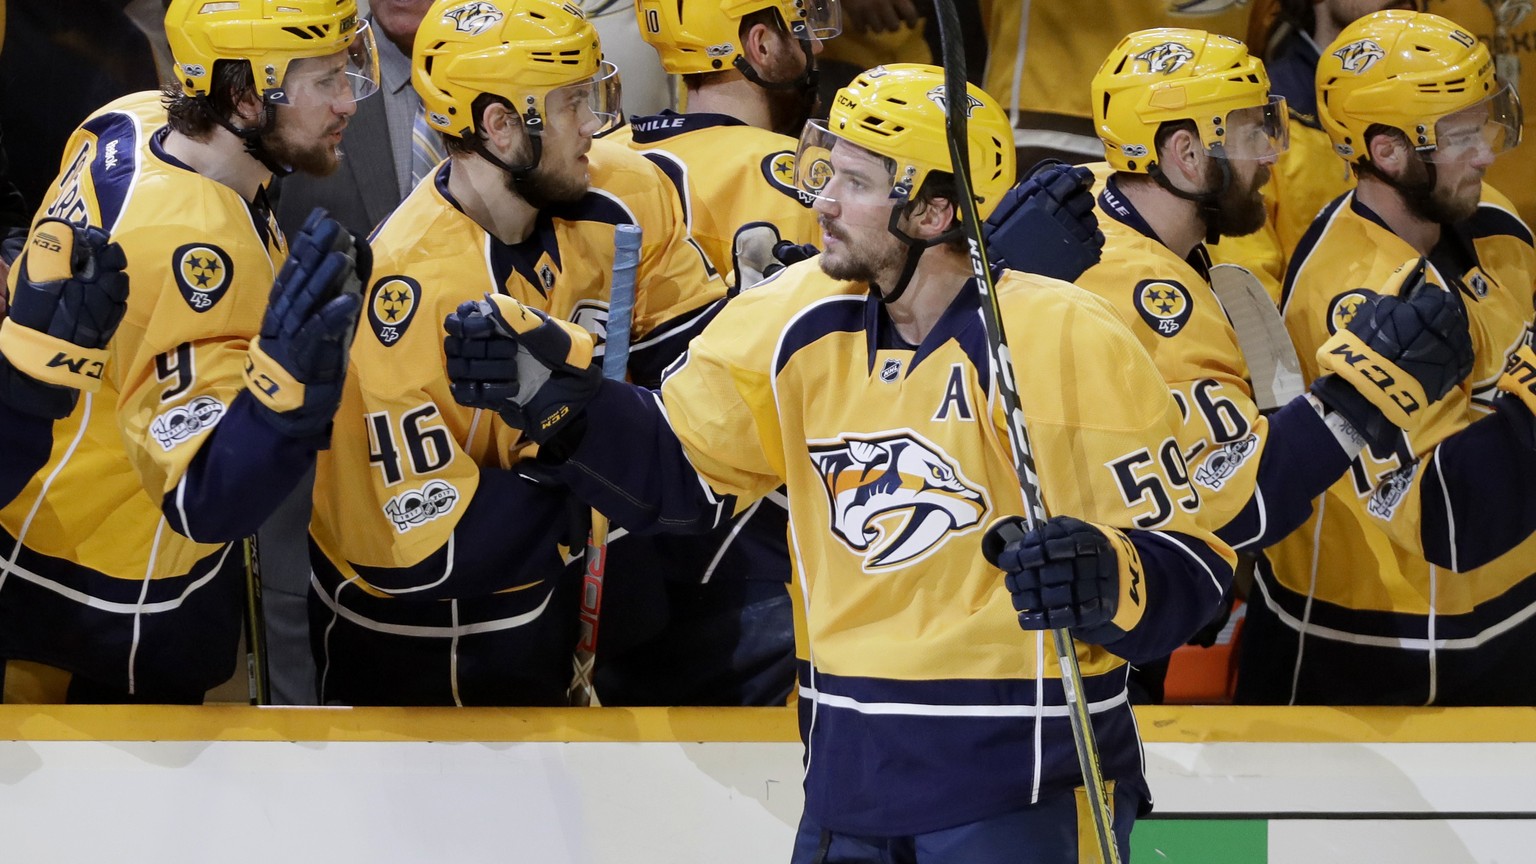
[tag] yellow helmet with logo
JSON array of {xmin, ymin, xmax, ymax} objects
[
  {"xmin": 165, "ymin": 0, "xmax": 378, "ymax": 101},
  {"xmin": 634, "ymin": 0, "xmax": 841, "ymax": 76},
  {"xmin": 796, "ymin": 63, "xmax": 1015, "ymax": 219},
  {"xmin": 413, "ymin": 0, "xmax": 620, "ymax": 139},
  {"xmin": 1093, "ymin": 28, "xmax": 1282, "ymax": 173},
  {"xmin": 1316, "ymin": 10, "xmax": 1520, "ymax": 164}
]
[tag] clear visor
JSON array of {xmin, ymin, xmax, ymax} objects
[
  {"xmin": 541, "ymin": 60, "xmax": 623, "ymax": 136},
  {"xmin": 271, "ymin": 20, "xmax": 381, "ymax": 106},
  {"xmin": 788, "ymin": 0, "xmax": 842, "ymax": 41},
  {"xmin": 1213, "ymin": 95, "xmax": 1289, "ymax": 162},
  {"xmin": 795, "ymin": 119, "xmax": 904, "ymax": 211},
  {"xmin": 1424, "ymin": 82, "xmax": 1523, "ymax": 164}
]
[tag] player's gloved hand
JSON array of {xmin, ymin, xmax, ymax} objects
[
  {"xmin": 1494, "ymin": 342, "xmax": 1536, "ymax": 449},
  {"xmin": 443, "ymin": 293, "xmax": 601, "ymax": 446},
  {"xmin": 1311, "ymin": 258, "xmax": 1474, "ymax": 453},
  {"xmin": 0, "ymin": 218, "xmax": 129, "ymax": 419},
  {"xmin": 730, "ymin": 221, "xmax": 819, "ymax": 296},
  {"xmin": 244, "ymin": 208, "xmax": 368, "ymax": 440},
  {"xmin": 982, "ymin": 514, "xmax": 1146, "ymax": 645},
  {"xmin": 981, "ymin": 160, "xmax": 1104, "ymax": 283}
]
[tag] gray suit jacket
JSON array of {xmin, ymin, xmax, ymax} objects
[{"xmin": 272, "ymin": 89, "xmax": 401, "ymax": 240}]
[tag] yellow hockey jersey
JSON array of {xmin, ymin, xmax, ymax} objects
[
  {"xmin": 0, "ymin": 91, "xmax": 285, "ymax": 697},
  {"xmin": 1251, "ymin": 187, "xmax": 1536, "ymax": 703},
  {"xmin": 307, "ymin": 139, "xmax": 723, "ymax": 701},
  {"xmin": 622, "ymin": 110, "xmax": 820, "ymax": 286},
  {"xmin": 569, "ymin": 261, "xmax": 1235, "ymax": 832}
]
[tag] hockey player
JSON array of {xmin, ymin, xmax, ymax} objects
[
  {"xmin": 0, "ymin": 0, "xmax": 376, "ymax": 703},
  {"xmin": 1239, "ymin": 10, "xmax": 1536, "ymax": 705},
  {"xmin": 445, "ymin": 63, "xmax": 1236, "ymax": 860},
  {"xmin": 304, "ymin": 0, "xmax": 725, "ymax": 706},
  {"xmin": 0, "ymin": 221, "xmax": 128, "ymax": 506},
  {"xmin": 576, "ymin": 0, "xmax": 841, "ymax": 707},
  {"xmin": 986, "ymin": 28, "xmax": 1476, "ymax": 702}
]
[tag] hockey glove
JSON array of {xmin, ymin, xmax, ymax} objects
[
  {"xmin": 0, "ymin": 218, "xmax": 129, "ymax": 419},
  {"xmin": 982, "ymin": 514, "xmax": 1146, "ymax": 646},
  {"xmin": 443, "ymin": 293, "xmax": 602, "ymax": 446},
  {"xmin": 981, "ymin": 160, "xmax": 1104, "ymax": 283},
  {"xmin": 1494, "ymin": 342, "xmax": 1536, "ymax": 449},
  {"xmin": 244, "ymin": 208, "xmax": 369, "ymax": 440},
  {"xmin": 730, "ymin": 221, "xmax": 818, "ymax": 296},
  {"xmin": 1311, "ymin": 258, "xmax": 1474, "ymax": 453}
]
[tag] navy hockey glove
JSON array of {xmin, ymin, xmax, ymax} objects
[
  {"xmin": 0, "ymin": 218, "xmax": 129, "ymax": 419},
  {"xmin": 244, "ymin": 208, "xmax": 368, "ymax": 440},
  {"xmin": 982, "ymin": 160, "xmax": 1104, "ymax": 283},
  {"xmin": 444, "ymin": 293, "xmax": 602, "ymax": 446},
  {"xmin": 982, "ymin": 514, "xmax": 1146, "ymax": 646},
  {"xmin": 731, "ymin": 221, "xmax": 819, "ymax": 296},
  {"xmin": 1311, "ymin": 258, "xmax": 1474, "ymax": 453},
  {"xmin": 1494, "ymin": 342, "xmax": 1536, "ymax": 449}
]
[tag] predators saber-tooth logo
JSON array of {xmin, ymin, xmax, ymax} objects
[
  {"xmin": 1332, "ymin": 38, "xmax": 1385, "ymax": 75},
  {"xmin": 925, "ymin": 86, "xmax": 984, "ymax": 118},
  {"xmin": 811, "ymin": 432, "xmax": 989, "ymax": 571},
  {"xmin": 1134, "ymin": 42, "xmax": 1195, "ymax": 75},
  {"xmin": 442, "ymin": 1, "xmax": 504, "ymax": 35}
]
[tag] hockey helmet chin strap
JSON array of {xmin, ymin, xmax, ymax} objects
[
  {"xmin": 870, "ymin": 177, "xmax": 966, "ymax": 305},
  {"xmin": 1148, "ymin": 152, "xmax": 1233, "ymax": 246},
  {"xmin": 213, "ymin": 101, "xmax": 294, "ymax": 178},
  {"xmin": 733, "ymin": 19, "xmax": 821, "ymax": 129},
  {"xmin": 468, "ymin": 96, "xmax": 546, "ymax": 183}
]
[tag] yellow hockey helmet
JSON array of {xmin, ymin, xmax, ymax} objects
[
  {"xmin": 795, "ymin": 63, "xmax": 1015, "ymax": 220},
  {"xmin": 1316, "ymin": 10, "xmax": 1521, "ymax": 164},
  {"xmin": 1093, "ymin": 28, "xmax": 1287, "ymax": 173},
  {"xmin": 634, "ymin": 0, "xmax": 841, "ymax": 76},
  {"xmin": 413, "ymin": 0, "xmax": 620, "ymax": 139},
  {"xmin": 165, "ymin": 0, "xmax": 379, "ymax": 102}
]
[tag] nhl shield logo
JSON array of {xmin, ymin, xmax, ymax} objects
[
  {"xmin": 925, "ymin": 85, "xmax": 983, "ymax": 118},
  {"xmin": 1133, "ymin": 279, "xmax": 1194, "ymax": 337},
  {"xmin": 173, "ymin": 243, "xmax": 233, "ymax": 312},
  {"xmin": 1134, "ymin": 42, "xmax": 1196, "ymax": 75},
  {"xmin": 1465, "ymin": 267, "xmax": 1492, "ymax": 299},
  {"xmin": 880, "ymin": 358, "xmax": 902, "ymax": 382},
  {"xmin": 1326, "ymin": 289, "xmax": 1372, "ymax": 335},
  {"xmin": 1332, "ymin": 39, "xmax": 1385, "ymax": 75},
  {"xmin": 367, "ymin": 276, "xmax": 421, "ymax": 347},
  {"xmin": 442, "ymin": 1, "xmax": 503, "ymax": 35},
  {"xmin": 810, "ymin": 432, "xmax": 989, "ymax": 571}
]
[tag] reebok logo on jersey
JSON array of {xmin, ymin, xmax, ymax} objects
[
  {"xmin": 1332, "ymin": 39, "xmax": 1385, "ymax": 75},
  {"xmin": 1133, "ymin": 42, "xmax": 1195, "ymax": 75},
  {"xmin": 384, "ymin": 480, "xmax": 460, "ymax": 532},
  {"xmin": 173, "ymin": 244, "xmax": 233, "ymax": 312},
  {"xmin": 1133, "ymin": 279, "xmax": 1193, "ymax": 337},
  {"xmin": 149, "ymin": 396, "xmax": 225, "ymax": 450},
  {"xmin": 811, "ymin": 431, "xmax": 989, "ymax": 571},
  {"xmin": 368, "ymin": 276, "xmax": 421, "ymax": 347}
]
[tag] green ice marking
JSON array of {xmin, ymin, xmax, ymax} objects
[{"xmin": 1130, "ymin": 819, "xmax": 1268, "ymax": 863}]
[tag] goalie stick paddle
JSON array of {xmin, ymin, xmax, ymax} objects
[
  {"xmin": 569, "ymin": 222, "xmax": 642, "ymax": 707},
  {"xmin": 930, "ymin": 1, "xmax": 1119, "ymax": 860},
  {"xmin": 1209, "ymin": 264, "xmax": 1305, "ymax": 412}
]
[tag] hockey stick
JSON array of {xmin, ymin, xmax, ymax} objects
[
  {"xmin": 568, "ymin": 222, "xmax": 642, "ymax": 707},
  {"xmin": 242, "ymin": 535, "xmax": 270, "ymax": 705},
  {"xmin": 930, "ymin": 1, "xmax": 1118, "ymax": 860},
  {"xmin": 1209, "ymin": 264, "xmax": 1304, "ymax": 412}
]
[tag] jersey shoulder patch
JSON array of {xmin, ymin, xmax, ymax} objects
[
  {"xmin": 760, "ymin": 150, "xmax": 812, "ymax": 206},
  {"xmin": 367, "ymin": 275, "xmax": 422, "ymax": 347},
  {"xmin": 1132, "ymin": 278, "xmax": 1193, "ymax": 337},
  {"xmin": 1326, "ymin": 289, "xmax": 1372, "ymax": 335},
  {"xmin": 172, "ymin": 243, "xmax": 234, "ymax": 313}
]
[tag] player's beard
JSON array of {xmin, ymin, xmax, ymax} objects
[
  {"xmin": 261, "ymin": 123, "xmax": 344, "ymax": 177},
  {"xmin": 506, "ymin": 156, "xmax": 588, "ymax": 210},
  {"xmin": 818, "ymin": 217, "xmax": 906, "ymax": 284},
  {"xmin": 1397, "ymin": 155, "xmax": 1481, "ymax": 225},
  {"xmin": 1211, "ymin": 160, "xmax": 1269, "ymax": 239},
  {"xmin": 759, "ymin": 45, "xmax": 819, "ymax": 138}
]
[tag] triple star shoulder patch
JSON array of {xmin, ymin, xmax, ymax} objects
[
  {"xmin": 173, "ymin": 243, "xmax": 233, "ymax": 312},
  {"xmin": 1132, "ymin": 278, "xmax": 1193, "ymax": 337},
  {"xmin": 761, "ymin": 150, "xmax": 812, "ymax": 206},
  {"xmin": 368, "ymin": 275, "xmax": 421, "ymax": 347},
  {"xmin": 1326, "ymin": 289, "xmax": 1372, "ymax": 335}
]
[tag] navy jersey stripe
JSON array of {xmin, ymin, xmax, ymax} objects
[{"xmin": 81, "ymin": 110, "xmax": 141, "ymax": 232}]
